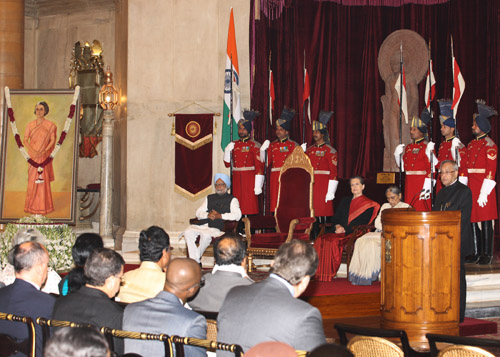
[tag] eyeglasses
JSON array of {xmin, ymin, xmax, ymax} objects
[
  {"xmin": 187, "ymin": 276, "xmax": 205, "ymax": 291},
  {"xmin": 440, "ymin": 170, "xmax": 456, "ymax": 175},
  {"xmin": 215, "ymin": 183, "xmax": 226, "ymax": 187}
]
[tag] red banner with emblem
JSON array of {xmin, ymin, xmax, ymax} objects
[{"xmin": 175, "ymin": 114, "xmax": 213, "ymax": 199}]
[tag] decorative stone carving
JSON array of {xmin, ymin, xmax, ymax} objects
[{"xmin": 379, "ymin": 30, "xmax": 428, "ymax": 171}]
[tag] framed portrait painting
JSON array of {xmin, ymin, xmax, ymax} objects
[{"xmin": 0, "ymin": 89, "xmax": 80, "ymax": 224}]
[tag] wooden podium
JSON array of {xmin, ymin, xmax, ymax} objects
[{"xmin": 381, "ymin": 209, "xmax": 461, "ymax": 348}]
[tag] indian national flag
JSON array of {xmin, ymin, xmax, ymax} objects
[
  {"xmin": 222, "ymin": 8, "xmax": 241, "ymax": 151},
  {"xmin": 451, "ymin": 56, "xmax": 465, "ymax": 119},
  {"xmin": 395, "ymin": 65, "xmax": 409, "ymax": 124}
]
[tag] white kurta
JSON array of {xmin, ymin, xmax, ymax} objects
[{"xmin": 183, "ymin": 197, "xmax": 242, "ymax": 263}]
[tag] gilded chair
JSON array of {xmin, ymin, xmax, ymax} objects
[
  {"xmin": 243, "ymin": 147, "xmax": 315, "ymax": 271},
  {"xmin": 347, "ymin": 335, "xmax": 404, "ymax": 356},
  {"xmin": 170, "ymin": 335, "xmax": 243, "ymax": 357},
  {"xmin": 100, "ymin": 326, "xmax": 173, "ymax": 357},
  {"xmin": 0, "ymin": 312, "xmax": 36, "ymax": 357}
]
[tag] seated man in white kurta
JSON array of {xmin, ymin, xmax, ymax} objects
[
  {"xmin": 183, "ymin": 173, "xmax": 242, "ymax": 264},
  {"xmin": 348, "ymin": 185, "xmax": 410, "ymax": 285}
]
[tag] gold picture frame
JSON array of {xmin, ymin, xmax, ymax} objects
[{"xmin": 0, "ymin": 89, "xmax": 80, "ymax": 224}]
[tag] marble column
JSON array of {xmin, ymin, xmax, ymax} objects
[{"xmin": 100, "ymin": 110, "xmax": 114, "ymax": 246}]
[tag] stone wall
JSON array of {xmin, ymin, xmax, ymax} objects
[{"xmin": 124, "ymin": 0, "xmax": 251, "ymax": 245}]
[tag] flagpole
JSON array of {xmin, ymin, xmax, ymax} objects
[
  {"xmin": 263, "ymin": 51, "xmax": 272, "ymax": 216},
  {"xmin": 302, "ymin": 49, "xmax": 306, "ymax": 144},
  {"xmin": 230, "ymin": 54, "xmax": 234, "ymax": 185},
  {"xmin": 427, "ymin": 39, "xmax": 434, "ymax": 205},
  {"xmin": 399, "ymin": 43, "xmax": 403, "ymax": 191},
  {"xmin": 451, "ymin": 35, "xmax": 460, "ymax": 165}
]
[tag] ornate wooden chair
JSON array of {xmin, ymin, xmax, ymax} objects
[
  {"xmin": 334, "ymin": 323, "xmax": 422, "ymax": 356},
  {"xmin": 0, "ymin": 312, "xmax": 36, "ymax": 357},
  {"xmin": 426, "ymin": 333, "xmax": 500, "ymax": 357},
  {"xmin": 347, "ymin": 335, "xmax": 404, "ymax": 356},
  {"xmin": 437, "ymin": 345, "xmax": 495, "ymax": 357},
  {"xmin": 242, "ymin": 147, "xmax": 315, "ymax": 271}
]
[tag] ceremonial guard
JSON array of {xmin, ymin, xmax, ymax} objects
[
  {"xmin": 259, "ymin": 107, "xmax": 299, "ymax": 212},
  {"xmin": 464, "ymin": 100, "xmax": 498, "ymax": 264},
  {"xmin": 394, "ymin": 108, "xmax": 435, "ymax": 211},
  {"xmin": 306, "ymin": 110, "xmax": 338, "ymax": 235},
  {"xmin": 223, "ymin": 110, "xmax": 264, "ymax": 215},
  {"xmin": 435, "ymin": 100, "xmax": 467, "ymax": 193}
]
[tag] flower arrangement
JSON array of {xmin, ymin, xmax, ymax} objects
[{"xmin": 0, "ymin": 215, "xmax": 76, "ymax": 272}]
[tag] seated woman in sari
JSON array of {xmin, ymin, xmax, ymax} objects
[
  {"xmin": 348, "ymin": 185, "xmax": 410, "ymax": 285},
  {"xmin": 314, "ymin": 176, "xmax": 380, "ymax": 281}
]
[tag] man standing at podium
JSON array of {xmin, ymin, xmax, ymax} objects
[{"xmin": 433, "ymin": 160, "xmax": 473, "ymax": 322}]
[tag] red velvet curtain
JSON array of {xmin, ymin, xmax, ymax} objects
[{"xmin": 250, "ymin": 0, "xmax": 499, "ymax": 180}]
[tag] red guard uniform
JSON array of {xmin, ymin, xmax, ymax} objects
[
  {"xmin": 435, "ymin": 136, "xmax": 467, "ymax": 193},
  {"xmin": 306, "ymin": 143, "xmax": 338, "ymax": 217},
  {"xmin": 224, "ymin": 137, "xmax": 263, "ymax": 215},
  {"xmin": 268, "ymin": 138, "xmax": 298, "ymax": 212},
  {"xmin": 403, "ymin": 138, "xmax": 431, "ymax": 211},
  {"xmin": 465, "ymin": 134, "xmax": 498, "ymax": 222}
]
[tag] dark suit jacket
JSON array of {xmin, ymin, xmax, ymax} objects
[
  {"xmin": 217, "ymin": 277, "xmax": 326, "ymax": 355},
  {"xmin": 433, "ymin": 180, "xmax": 474, "ymax": 257},
  {"xmin": 0, "ymin": 278, "xmax": 55, "ymax": 357},
  {"xmin": 52, "ymin": 286, "xmax": 124, "ymax": 354},
  {"xmin": 123, "ymin": 291, "xmax": 206, "ymax": 357},
  {"xmin": 188, "ymin": 270, "xmax": 253, "ymax": 312}
]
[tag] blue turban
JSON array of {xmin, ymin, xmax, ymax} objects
[{"xmin": 214, "ymin": 173, "xmax": 231, "ymax": 188}]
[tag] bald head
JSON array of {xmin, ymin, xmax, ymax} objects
[{"xmin": 164, "ymin": 258, "xmax": 202, "ymax": 302}]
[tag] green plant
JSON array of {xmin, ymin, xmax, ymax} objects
[{"xmin": 0, "ymin": 215, "xmax": 76, "ymax": 272}]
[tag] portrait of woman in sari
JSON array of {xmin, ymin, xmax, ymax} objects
[
  {"xmin": 314, "ymin": 176, "xmax": 380, "ymax": 281},
  {"xmin": 24, "ymin": 101, "xmax": 57, "ymax": 215}
]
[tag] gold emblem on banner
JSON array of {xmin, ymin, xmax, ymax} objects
[{"xmin": 186, "ymin": 121, "xmax": 201, "ymax": 138}]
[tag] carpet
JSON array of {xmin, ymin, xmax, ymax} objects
[
  {"xmin": 303, "ymin": 278, "xmax": 381, "ymax": 297},
  {"xmin": 461, "ymin": 317, "xmax": 498, "ymax": 337}
]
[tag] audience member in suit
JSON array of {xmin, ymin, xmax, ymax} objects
[
  {"xmin": 118, "ymin": 226, "xmax": 170, "ymax": 303},
  {"xmin": 58, "ymin": 233, "xmax": 103, "ymax": 296},
  {"xmin": 189, "ymin": 232, "xmax": 253, "ymax": 312},
  {"xmin": 0, "ymin": 228, "xmax": 61, "ymax": 294},
  {"xmin": 217, "ymin": 239, "xmax": 326, "ymax": 355},
  {"xmin": 52, "ymin": 248, "xmax": 125, "ymax": 354},
  {"xmin": 433, "ymin": 160, "xmax": 473, "ymax": 322},
  {"xmin": 44, "ymin": 326, "xmax": 110, "ymax": 357},
  {"xmin": 123, "ymin": 258, "xmax": 207, "ymax": 357},
  {"xmin": 0, "ymin": 241, "xmax": 56, "ymax": 357}
]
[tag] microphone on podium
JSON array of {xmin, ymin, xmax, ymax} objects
[{"xmin": 408, "ymin": 189, "xmax": 428, "ymax": 209}]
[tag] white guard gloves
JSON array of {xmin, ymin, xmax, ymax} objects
[
  {"xmin": 259, "ymin": 140, "xmax": 270, "ymax": 163},
  {"xmin": 419, "ymin": 178, "xmax": 433, "ymax": 200},
  {"xmin": 425, "ymin": 141, "xmax": 437, "ymax": 168},
  {"xmin": 223, "ymin": 142, "xmax": 235, "ymax": 163},
  {"xmin": 254, "ymin": 174, "xmax": 264, "ymax": 195},
  {"xmin": 393, "ymin": 144, "xmax": 405, "ymax": 170},
  {"xmin": 478, "ymin": 178, "xmax": 496, "ymax": 207},
  {"xmin": 458, "ymin": 176, "xmax": 468, "ymax": 186},
  {"xmin": 450, "ymin": 137, "xmax": 463, "ymax": 165},
  {"xmin": 301, "ymin": 143, "xmax": 307, "ymax": 152},
  {"xmin": 325, "ymin": 180, "xmax": 339, "ymax": 203}
]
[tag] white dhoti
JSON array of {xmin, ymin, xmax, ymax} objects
[
  {"xmin": 348, "ymin": 232, "xmax": 382, "ymax": 285},
  {"xmin": 183, "ymin": 224, "xmax": 224, "ymax": 263}
]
